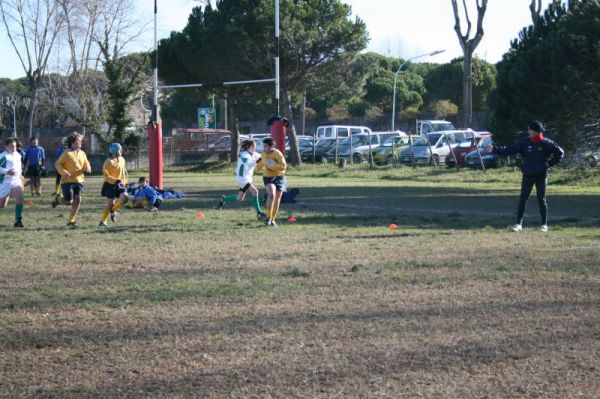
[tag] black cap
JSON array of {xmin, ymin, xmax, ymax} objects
[{"xmin": 528, "ymin": 121, "xmax": 545, "ymax": 133}]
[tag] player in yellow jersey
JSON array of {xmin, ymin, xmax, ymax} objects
[
  {"xmin": 256, "ymin": 138, "xmax": 287, "ymax": 227},
  {"xmin": 53, "ymin": 133, "xmax": 91, "ymax": 228},
  {"xmin": 99, "ymin": 143, "xmax": 129, "ymax": 228}
]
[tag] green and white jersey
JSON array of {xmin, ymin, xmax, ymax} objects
[
  {"xmin": 0, "ymin": 151, "xmax": 22, "ymax": 185},
  {"xmin": 235, "ymin": 151, "xmax": 261, "ymax": 181}
]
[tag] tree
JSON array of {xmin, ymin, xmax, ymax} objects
[
  {"xmin": 326, "ymin": 105, "xmax": 351, "ymax": 122},
  {"xmin": 530, "ymin": 0, "xmax": 543, "ymax": 25},
  {"xmin": 433, "ymin": 100, "xmax": 459, "ymax": 119},
  {"xmin": 0, "ymin": 0, "xmax": 63, "ymax": 136},
  {"xmin": 450, "ymin": 0, "xmax": 488, "ymax": 127},
  {"xmin": 492, "ymin": 0, "xmax": 600, "ymax": 148}
]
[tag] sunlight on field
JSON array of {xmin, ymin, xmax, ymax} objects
[{"xmin": 1, "ymin": 167, "xmax": 599, "ymax": 397}]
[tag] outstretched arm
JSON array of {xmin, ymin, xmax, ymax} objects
[{"xmin": 492, "ymin": 141, "xmax": 522, "ymax": 156}]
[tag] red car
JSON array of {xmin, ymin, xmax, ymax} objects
[{"xmin": 446, "ymin": 132, "xmax": 492, "ymax": 168}]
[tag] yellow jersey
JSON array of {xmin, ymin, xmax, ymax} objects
[
  {"xmin": 257, "ymin": 149, "xmax": 286, "ymax": 177},
  {"xmin": 103, "ymin": 156, "xmax": 128, "ymax": 184},
  {"xmin": 55, "ymin": 150, "xmax": 91, "ymax": 184}
]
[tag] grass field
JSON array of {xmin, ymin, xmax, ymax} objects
[{"xmin": 1, "ymin": 165, "xmax": 599, "ymax": 398}]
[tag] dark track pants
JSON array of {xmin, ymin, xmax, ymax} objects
[{"xmin": 517, "ymin": 174, "xmax": 548, "ymax": 225}]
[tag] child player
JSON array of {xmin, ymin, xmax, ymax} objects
[
  {"xmin": 256, "ymin": 138, "xmax": 287, "ymax": 227},
  {"xmin": 53, "ymin": 133, "xmax": 91, "ymax": 228},
  {"xmin": 99, "ymin": 143, "xmax": 129, "ymax": 227},
  {"xmin": 0, "ymin": 138, "xmax": 26, "ymax": 227},
  {"xmin": 217, "ymin": 139, "xmax": 266, "ymax": 220}
]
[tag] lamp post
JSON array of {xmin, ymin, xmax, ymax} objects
[{"xmin": 391, "ymin": 50, "xmax": 445, "ymax": 132}]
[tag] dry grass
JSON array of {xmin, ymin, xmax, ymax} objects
[{"xmin": 1, "ymin": 167, "xmax": 599, "ymax": 398}]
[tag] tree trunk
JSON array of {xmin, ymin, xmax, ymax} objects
[
  {"xmin": 462, "ymin": 52, "xmax": 473, "ymax": 128},
  {"xmin": 281, "ymin": 88, "xmax": 302, "ymax": 166},
  {"xmin": 27, "ymin": 86, "xmax": 39, "ymax": 138},
  {"xmin": 299, "ymin": 91, "xmax": 306, "ymax": 136},
  {"xmin": 221, "ymin": 92, "xmax": 228, "ymax": 130},
  {"xmin": 229, "ymin": 93, "xmax": 240, "ymax": 162}
]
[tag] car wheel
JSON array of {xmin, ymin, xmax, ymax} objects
[
  {"xmin": 495, "ymin": 157, "xmax": 506, "ymax": 168},
  {"xmin": 430, "ymin": 155, "xmax": 440, "ymax": 166},
  {"xmin": 386, "ymin": 155, "xmax": 395, "ymax": 165},
  {"xmin": 353, "ymin": 153, "xmax": 363, "ymax": 163},
  {"xmin": 587, "ymin": 156, "xmax": 598, "ymax": 168}
]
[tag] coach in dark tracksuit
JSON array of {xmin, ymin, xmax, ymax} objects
[{"xmin": 485, "ymin": 121, "xmax": 564, "ymax": 232}]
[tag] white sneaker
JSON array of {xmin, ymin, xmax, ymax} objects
[
  {"xmin": 511, "ymin": 224, "xmax": 523, "ymax": 232},
  {"xmin": 540, "ymin": 225, "xmax": 548, "ymax": 233}
]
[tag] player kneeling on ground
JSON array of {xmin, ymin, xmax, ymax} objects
[
  {"xmin": 0, "ymin": 138, "xmax": 26, "ymax": 227},
  {"xmin": 130, "ymin": 176, "xmax": 163, "ymax": 211},
  {"xmin": 256, "ymin": 138, "xmax": 287, "ymax": 227},
  {"xmin": 99, "ymin": 143, "xmax": 129, "ymax": 227},
  {"xmin": 53, "ymin": 133, "xmax": 91, "ymax": 229},
  {"xmin": 218, "ymin": 139, "xmax": 266, "ymax": 220},
  {"xmin": 485, "ymin": 121, "xmax": 564, "ymax": 232}
]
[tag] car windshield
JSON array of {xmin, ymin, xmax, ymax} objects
[
  {"xmin": 414, "ymin": 134, "xmax": 441, "ymax": 146},
  {"xmin": 339, "ymin": 135, "xmax": 368, "ymax": 146},
  {"xmin": 316, "ymin": 140, "xmax": 335, "ymax": 148},
  {"xmin": 457, "ymin": 140, "xmax": 476, "ymax": 148},
  {"xmin": 479, "ymin": 140, "xmax": 493, "ymax": 148},
  {"xmin": 298, "ymin": 139, "xmax": 313, "ymax": 147},
  {"xmin": 382, "ymin": 137, "xmax": 402, "ymax": 146},
  {"xmin": 432, "ymin": 123, "xmax": 455, "ymax": 132}
]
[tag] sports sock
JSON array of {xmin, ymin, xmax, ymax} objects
[
  {"xmin": 68, "ymin": 214, "xmax": 76, "ymax": 223},
  {"xmin": 54, "ymin": 183, "xmax": 60, "ymax": 194},
  {"xmin": 222, "ymin": 195, "xmax": 238, "ymax": 203},
  {"xmin": 252, "ymin": 196, "xmax": 262, "ymax": 214},
  {"xmin": 100, "ymin": 209, "xmax": 110, "ymax": 222},
  {"xmin": 111, "ymin": 203, "xmax": 122, "ymax": 213},
  {"xmin": 15, "ymin": 203, "xmax": 23, "ymax": 221}
]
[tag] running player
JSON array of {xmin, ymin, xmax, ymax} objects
[
  {"xmin": 53, "ymin": 133, "xmax": 91, "ymax": 228},
  {"xmin": 53, "ymin": 137, "xmax": 68, "ymax": 195},
  {"xmin": 256, "ymin": 138, "xmax": 287, "ymax": 227},
  {"xmin": 0, "ymin": 138, "xmax": 25, "ymax": 227},
  {"xmin": 99, "ymin": 143, "xmax": 129, "ymax": 227},
  {"xmin": 217, "ymin": 139, "xmax": 265, "ymax": 220}
]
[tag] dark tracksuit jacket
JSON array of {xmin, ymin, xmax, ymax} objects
[{"xmin": 493, "ymin": 137, "xmax": 564, "ymax": 224}]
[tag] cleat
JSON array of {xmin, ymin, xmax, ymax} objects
[
  {"xmin": 217, "ymin": 197, "xmax": 225, "ymax": 210},
  {"xmin": 51, "ymin": 195, "xmax": 61, "ymax": 208},
  {"xmin": 99, "ymin": 221, "xmax": 108, "ymax": 228},
  {"xmin": 265, "ymin": 217, "xmax": 272, "ymax": 226},
  {"xmin": 257, "ymin": 211, "xmax": 267, "ymax": 221},
  {"xmin": 540, "ymin": 225, "xmax": 548, "ymax": 233},
  {"xmin": 13, "ymin": 219, "xmax": 24, "ymax": 228},
  {"xmin": 148, "ymin": 206, "xmax": 158, "ymax": 212},
  {"xmin": 66, "ymin": 221, "xmax": 78, "ymax": 229},
  {"xmin": 270, "ymin": 220, "xmax": 278, "ymax": 228},
  {"xmin": 110, "ymin": 212, "xmax": 117, "ymax": 223},
  {"xmin": 511, "ymin": 224, "xmax": 523, "ymax": 232}
]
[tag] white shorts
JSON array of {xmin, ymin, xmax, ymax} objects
[
  {"xmin": 0, "ymin": 180, "xmax": 22, "ymax": 198},
  {"xmin": 236, "ymin": 177, "xmax": 252, "ymax": 190}
]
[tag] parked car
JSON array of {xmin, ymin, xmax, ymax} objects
[
  {"xmin": 301, "ymin": 139, "xmax": 337, "ymax": 163},
  {"xmin": 464, "ymin": 139, "xmax": 507, "ymax": 169},
  {"xmin": 418, "ymin": 120, "xmax": 456, "ymax": 135},
  {"xmin": 326, "ymin": 132, "xmax": 388, "ymax": 163},
  {"xmin": 374, "ymin": 133, "xmax": 411, "ymax": 165},
  {"xmin": 445, "ymin": 131, "xmax": 493, "ymax": 168},
  {"xmin": 398, "ymin": 130, "xmax": 473, "ymax": 165},
  {"xmin": 207, "ymin": 134, "xmax": 249, "ymax": 151},
  {"xmin": 315, "ymin": 125, "xmax": 372, "ymax": 140},
  {"xmin": 585, "ymin": 149, "xmax": 600, "ymax": 167}
]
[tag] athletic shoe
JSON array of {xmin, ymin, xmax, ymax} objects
[
  {"xmin": 110, "ymin": 212, "xmax": 117, "ymax": 223},
  {"xmin": 265, "ymin": 217, "xmax": 272, "ymax": 226},
  {"xmin": 217, "ymin": 197, "xmax": 225, "ymax": 210},
  {"xmin": 511, "ymin": 224, "xmax": 523, "ymax": 232},
  {"xmin": 66, "ymin": 221, "xmax": 78, "ymax": 229},
  {"xmin": 51, "ymin": 195, "xmax": 60, "ymax": 209},
  {"xmin": 148, "ymin": 206, "xmax": 158, "ymax": 212},
  {"xmin": 13, "ymin": 219, "xmax": 24, "ymax": 228},
  {"xmin": 270, "ymin": 220, "xmax": 278, "ymax": 228},
  {"xmin": 99, "ymin": 221, "xmax": 108, "ymax": 228},
  {"xmin": 540, "ymin": 225, "xmax": 548, "ymax": 233},
  {"xmin": 257, "ymin": 212, "xmax": 267, "ymax": 221}
]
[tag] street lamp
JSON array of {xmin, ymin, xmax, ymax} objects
[{"xmin": 391, "ymin": 50, "xmax": 445, "ymax": 132}]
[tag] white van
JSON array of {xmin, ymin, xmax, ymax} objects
[
  {"xmin": 399, "ymin": 129, "xmax": 474, "ymax": 165},
  {"xmin": 315, "ymin": 125, "xmax": 372, "ymax": 140}
]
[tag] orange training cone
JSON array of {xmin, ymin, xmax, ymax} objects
[
  {"xmin": 388, "ymin": 224, "xmax": 398, "ymax": 230},
  {"xmin": 288, "ymin": 216, "xmax": 297, "ymax": 223},
  {"xmin": 195, "ymin": 212, "xmax": 205, "ymax": 218}
]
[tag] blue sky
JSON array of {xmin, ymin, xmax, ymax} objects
[{"xmin": 0, "ymin": 0, "xmax": 552, "ymax": 79}]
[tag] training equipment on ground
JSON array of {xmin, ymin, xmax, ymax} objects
[
  {"xmin": 388, "ymin": 224, "xmax": 398, "ymax": 230},
  {"xmin": 288, "ymin": 216, "xmax": 297, "ymax": 223},
  {"xmin": 195, "ymin": 212, "xmax": 205, "ymax": 218}
]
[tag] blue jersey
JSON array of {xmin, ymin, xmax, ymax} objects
[
  {"xmin": 24, "ymin": 145, "xmax": 45, "ymax": 167},
  {"xmin": 134, "ymin": 185, "xmax": 162, "ymax": 204},
  {"xmin": 56, "ymin": 146, "xmax": 67, "ymax": 160}
]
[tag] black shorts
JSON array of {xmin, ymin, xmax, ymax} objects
[
  {"xmin": 263, "ymin": 176, "xmax": 286, "ymax": 192},
  {"xmin": 61, "ymin": 183, "xmax": 84, "ymax": 202},
  {"xmin": 239, "ymin": 182, "xmax": 251, "ymax": 193},
  {"xmin": 101, "ymin": 182, "xmax": 127, "ymax": 199},
  {"xmin": 26, "ymin": 165, "xmax": 41, "ymax": 177}
]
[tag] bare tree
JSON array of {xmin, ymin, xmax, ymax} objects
[
  {"xmin": 0, "ymin": 0, "xmax": 64, "ymax": 136},
  {"xmin": 450, "ymin": 0, "xmax": 488, "ymax": 127},
  {"xmin": 530, "ymin": 0, "xmax": 543, "ymax": 26}
]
